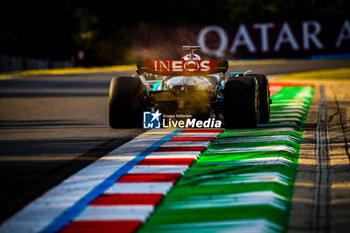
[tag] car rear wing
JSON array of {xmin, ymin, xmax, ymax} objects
[
  {"xmin": 182, "ymin": 45, "xmax": 201, "ymax": 55},
  {"xmin": 137, "ymin": 60, "xmax": 228, "ymax": 75}
]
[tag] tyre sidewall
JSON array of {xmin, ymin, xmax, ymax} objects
[
  {"xmin": 108, "ymin": 76, "xmax": 144, "ymax": 128},
  {"xmin": 224, "ymin": 76, "xmax": 259, "ymax": 128}
]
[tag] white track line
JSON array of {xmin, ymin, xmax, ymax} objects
[
  {"xmin": 129, "ymin": 165, "xmax": 189, "ymax": 174},
  {"xmin": 105, "ymin": 183, "xmax": 173, "ymax": 194},
  {"xmin": 75, "ymin": 205, "xmax": 154, "ymax": 221}
]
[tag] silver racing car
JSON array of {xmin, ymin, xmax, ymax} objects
[{"xmin": 108, "ymin": 46, "xmax": 270, "ymax": 128}]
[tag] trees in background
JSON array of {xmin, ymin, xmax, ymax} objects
[{"xmin": 0, "ymin": 0, "xmax": 349, "ymax": 66}]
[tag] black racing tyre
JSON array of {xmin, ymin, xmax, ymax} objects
[
  {"xmin": 108, "ymin": 76, "xmax": 145, "ymax": 128},
  {"xmin": 224, "ymin": 76, "xmax": 259, "ymax": 129},
  {"xmin": 246, "ymin": 74, "xmax": 270, "ymax": 123}
]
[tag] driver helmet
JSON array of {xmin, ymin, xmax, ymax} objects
[{"xmin": 183, "ymin": 54, "xmax": 201, "ymax": 60}]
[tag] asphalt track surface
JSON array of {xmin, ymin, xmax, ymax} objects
[{"xmin": 0, "ymin": 58, "xmax": 349, "ymax": 225}]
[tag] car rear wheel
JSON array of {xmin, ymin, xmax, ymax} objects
[
  {"xmin": 108, "ymin": 76, "xmax": 144, "ymax": 128},
  {"xmin": 246, "ymin": 74, "xmax": 270, "ymax": 123},
  {"xmin": 224, "ymin": 76, "xmax": 259, "ymax": 128}
]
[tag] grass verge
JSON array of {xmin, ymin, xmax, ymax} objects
[
  {"xmin": 228, "ymin": 59, "xmax": 288, "ymax": 66},
  {"xmin": 279, "ymin": 68, "xmax": 350, "ymax": 81},
  {"xmin": 0, "ymin": 65, "xmax": 136, "ymax": 80}
]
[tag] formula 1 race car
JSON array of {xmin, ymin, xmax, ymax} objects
[{"xmin": 108, "ymin": 46, "xmax": 270, "ymax": 128}]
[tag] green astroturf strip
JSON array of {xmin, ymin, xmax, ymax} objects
[
  {"xmin": 196, "ymin": 151, "xmax": 300, "ymax": 164},
  {"xmin": 137, "ymin": 87, "xmax": 314, "ymax": 233}
]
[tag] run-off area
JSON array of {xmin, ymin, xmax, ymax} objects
[{"xmin": 0, "ymin": 85, "xmax": 314, "ymax": 233}]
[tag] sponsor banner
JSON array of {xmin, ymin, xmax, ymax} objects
[
  {"xmin": 137, "ymin": 59, "xmax": 228, "ymax": 75},
  {"xmin": 144, "ymin": 60, "xmax": 219, "ymax": 74},
  {"xmin": 133, "ymin": 18, "xmax": 350, "ymax": 59}
]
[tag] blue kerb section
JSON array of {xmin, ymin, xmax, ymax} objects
[{"xmin": 41, "ymin": 129, "xmax": 183, "ymax": 233}]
